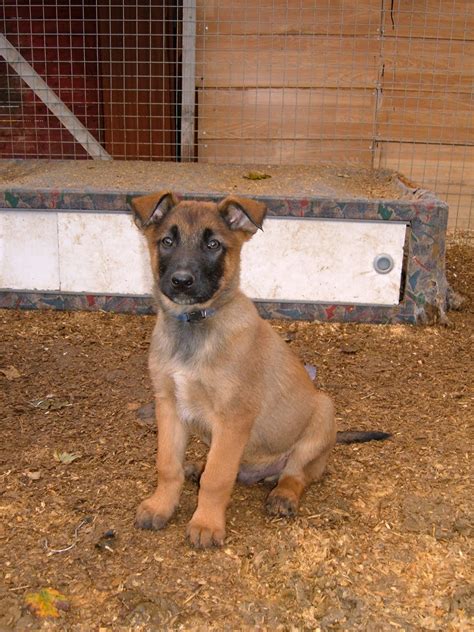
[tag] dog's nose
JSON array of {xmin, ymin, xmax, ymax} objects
[{"xmin": 171, "ymin": 270, "xmax": 195, "ymax": 289}]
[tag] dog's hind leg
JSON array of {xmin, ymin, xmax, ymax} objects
[
  {"xmin": 265, "ymin": 392, "xmax": 336, "ymax": 517},
  {"xmin": 184, "ymin": 461, "xmax": 205, "ymax": 484}
]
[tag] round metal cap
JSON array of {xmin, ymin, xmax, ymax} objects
[{"xmin": 373, "ymin": 253, "xmax": 395, "ymax": 274}]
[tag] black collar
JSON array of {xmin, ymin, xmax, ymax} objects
[{"xmin": 174, "ymin": 308, "xmax": 216, "ymax": 323}]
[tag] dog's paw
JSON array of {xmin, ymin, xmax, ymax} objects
[
  {"xmin": 265, "ymin": 492, "xmax": 298, "ymax": 517},
  {"xmin": 135, "ymin": 498, "xmax": 170, "ymax": 531},
  {"xmin": 186, "ymin": 516, "xmax": 225, "ymax": 548}
]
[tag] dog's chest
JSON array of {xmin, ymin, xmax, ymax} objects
[
  {"xmin": 172, "ymin": 367, "xmax": 210, "ymax": 430},
  {"xmin": 173, "ymin": 369, "xmax": 194, "ymax": 420}
]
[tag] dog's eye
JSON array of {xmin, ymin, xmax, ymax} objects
[
  {"xmin": 207, "ymin": 239, "xmax": 221, "ymax": 250},
  {"xmin": 161, "ymin": 236, "xmax": 174, "ymax": 248}
]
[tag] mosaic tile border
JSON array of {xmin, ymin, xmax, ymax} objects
[{"xmin": 0, "ymin": 184, "xmax": 449, "ymax": 324}]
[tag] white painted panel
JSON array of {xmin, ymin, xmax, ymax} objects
[
  {"xmin": 2, "ymin": 211, "xmax": 406, "ymax": 306},
  {"xmin": 0, "ymin": 211, "xmax": 60, "ymax": 290},
  {"xmin": 58, "ymin": 213, "xmax": 153, "ymax": 294},
  {"xmin": 240, "ymin": 219, "xmax": 406, "ymax": 305}
]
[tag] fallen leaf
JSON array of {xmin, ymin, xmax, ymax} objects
[
  {"xmin": 0, "ymin": 365, "xmax": 21, "ymax": 380},
  {"xmin": 29, "ymin": 396, "xmax": 72, "ymax": 411},
  {"xmin": 53, "ymin": 450, "xmax": 81, "ymax": 464},
  {"xmin": 126, "ymin": 402, "xmax": 141, "ymax": 411},
  {"xmin": 26, "ymin": 470, "xmax": 41, "ymax": 481},
  {"xmin": 340, "ymin": 345, "xmax": 359, "ymax": 354},
  {"xmin": 243, "ymin": 171, "xmax": 271, "ymax": 180},
  {"xmin": 47, "ymin": 399, "xmax": 72, "ymax": 411},
  {"xmin": 24, "ymin": 588, "xmax": 69, "ymax": 618}
]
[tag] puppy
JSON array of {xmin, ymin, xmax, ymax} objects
[{"xmin": 131, "ymin": 192, "xmax": 387, "ymax": 548}]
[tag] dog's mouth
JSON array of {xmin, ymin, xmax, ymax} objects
[
  {"xmin": 159, "ymin": 284, "xmax": 216, "ymax": 307},
  {"xmin": 167, "ymin": 295, "xmax": 207, "ymax": 306}
]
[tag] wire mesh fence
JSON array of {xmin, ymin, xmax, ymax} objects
[{"xmin": 0, "ymin": 1, "xmax": 472, "ymax": 230}]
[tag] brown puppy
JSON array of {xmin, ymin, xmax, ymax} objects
[{"xmin": 131, "ymin": 192, "xmax": 371, "ymax": 548}]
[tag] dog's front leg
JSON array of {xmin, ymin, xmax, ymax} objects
[
  {"xmin": 187, "ymin": 422, "xmax": 250, "ymax": 548},
  {"xmin": 135, "ymin": 395, "xmax": 188, "ymax": 531}
]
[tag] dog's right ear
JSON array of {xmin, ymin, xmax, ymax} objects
[{"xmin": 130, "ymin": 191, "xmax": 178, "ymax": 229}]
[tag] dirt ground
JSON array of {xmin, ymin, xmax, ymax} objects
[{"xmin": 0, "ymin": 238, "xmax": 472, "ymax": 631}]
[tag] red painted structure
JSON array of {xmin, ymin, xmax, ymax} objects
[
  {"xmin": 1, "ymin": 1, "xmax": 101, "ymax": 158},
  {"xmin": 0, "ymin": 1, "xmax": 178, "ymax": 160}
]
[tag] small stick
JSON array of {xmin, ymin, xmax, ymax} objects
[
  {"xmin": 182, "ymin": 586, "xmax": 204, "ymax": 606},
  {"xmin": 44, "ymin": 516, "xmax": 93, "ymax": 555},
  {"xmin": 9, "ymin": 585, "xmax": 30, "ymax": 592}
]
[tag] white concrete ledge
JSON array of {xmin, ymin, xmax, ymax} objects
[{"xmin": 0, "ymin": 210, "xmax": 406, "ymax": 306}]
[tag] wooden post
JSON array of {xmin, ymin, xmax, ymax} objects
[{"xmin": 180, "ymin": 0, "xmax": 196, "ymax": 162}]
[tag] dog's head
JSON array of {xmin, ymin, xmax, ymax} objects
[{"xmin": 131, "ymin": 192, "xmax": 267, "ymax": 309}]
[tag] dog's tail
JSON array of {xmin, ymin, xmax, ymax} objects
[{"xmin": 336, "ymin": 430, "xmax": 391, "ymax": 444}]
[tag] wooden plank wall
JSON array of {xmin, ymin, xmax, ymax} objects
[
  {"xmin": 377, "ymin": 1, "xmax": 473, "ymax": 230},
  {"xmin": 195, "ymin": 0, "xmax": 473, "ymax": 229}
]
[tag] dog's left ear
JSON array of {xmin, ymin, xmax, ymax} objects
[
  {"xmin": 218, "ymin": 196, "xmax": 267, "ymax": 236},
  {"xmin": 131, "ymin": 191, "xmax": 179, "ymax": 229}
]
